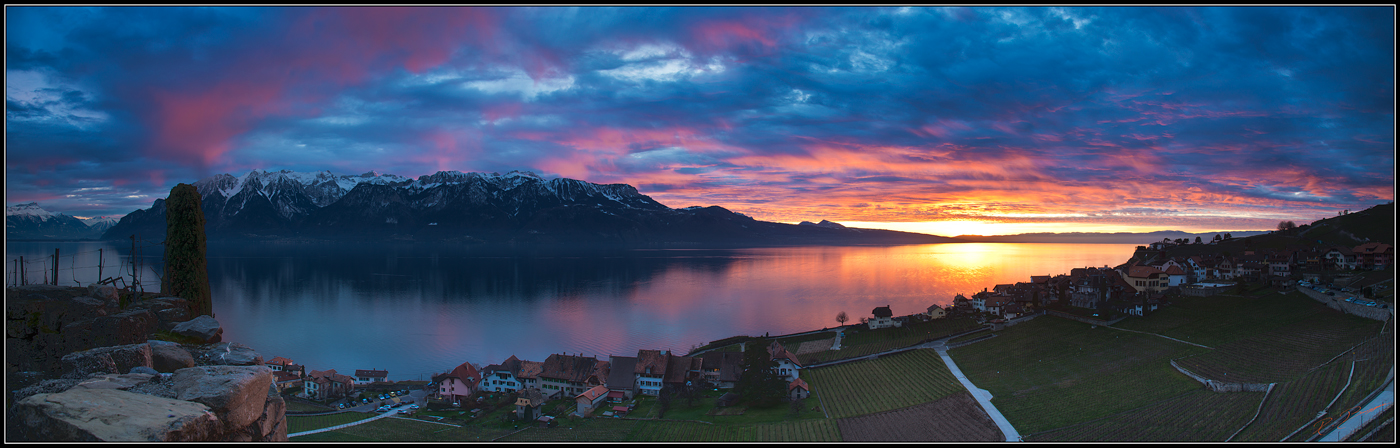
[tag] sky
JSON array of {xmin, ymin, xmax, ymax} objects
[{"xmin": 4, "ymin": 6, "xmax": 1395, "ymax": 236}]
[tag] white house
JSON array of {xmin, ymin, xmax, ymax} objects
[
  {"xmin": 482, "ymin": 356, "xmax": 525, "ymax": 393},
  {"xmin": 868, "ymin": 305, "xmax": 901, "ymax": 329}
]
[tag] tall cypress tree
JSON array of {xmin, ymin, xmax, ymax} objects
[{"xmin": 163, "ymin": 183, "xmax": 213, "ymax": 317}]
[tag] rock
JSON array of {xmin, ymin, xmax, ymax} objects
[
  {"xmin": 131, "ymin": 297, "xmax": 193, "ymax": 331},
  {"xmin": 60, "ymin": 343, "xmax": 153, "ymax": 379},
  {"xmin": 86, "ymin": 284, "xmax": 120, "ymax": 304},
  {"xmin": 171, "ymin": 365, "xmax": 273, "ymax": 432},
  {"xmin": 148, "ymin": 340, "xmax": 196, "ymax": 372},
  {"xmin": 7, "ymin": 388, "xmax": 221, "ymax": 441},
  {"xmin": 10, "ymin": 378, "xmax": 83, "ymax": 404},
  {"xmin": 71, "ymin": 373, "xmax": 157, "ymax": 391},
  {"xmin": 172, "ymin": 315, "xmax": 223, "ymax": 343},
  {"xmin": 195, "ymin": 342, "xmax": 262, "ymax": 366},
  {"xmin": 131, "ymin": 366, "xmax": 160, "ymax": 375}
]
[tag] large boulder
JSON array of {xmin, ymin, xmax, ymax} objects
[
  {"xmin": 171, "ymin": 365, "xmax": 273, "ymax": 433},
  {"xmin": 130, "ymin": 296, "xmax": 194, "ymax": 331},
  {"xmin": 194, "ymin": 342, "xmax": 262, "ymax": 366},
  {"xmin": 60, "ymin": 343, "xmax": 153, "ymax": 379},
  {"xmin": 172, "ymin": 315, "xmax": 222, "ymax": 343},
  {"xmin": 6, "ymin": 388, "xmax": 221, "ymax": 441},
  {"xmin": 149, "ymin": 340, "xmax": 196, "ymax": 372},
  {"xmin": 69, "ymin": 373, "xmax": 157, "ymax": 391}
]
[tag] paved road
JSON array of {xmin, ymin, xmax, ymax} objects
[
  {"xmin": 1318, "ymin": 365, "xmax": 1395, "ymax": 441},
  {"xmin": 289, "ymin": 388, "xmax": 431, "ymax": 438},
  {"xmin": 936, "ymin": 347, "xmax": 1022, "ymax": 442}
]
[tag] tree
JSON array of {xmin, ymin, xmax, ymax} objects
[
  {"xmin": 836, "ymin": 311, "xmax": 848, "ymax": 327},
  {"xmin": 163, "ymin": 183, "xmax": 213, "ymax": 317},
  {"xmin": 1195, "ymin": 236, "xmax": 1203, "ymax": 244},
  {"xmin": 1213, "ymin": 234, "xmax": 1222, "ymax": 242},
  {"xmin": 1278, "ymin": 221, "xmax": 1297, "ymax": 231},
  {"xmin": 790, "ymin": 397, "xmax": 804, "ymax": 416},
  {"xmin": 736, "ymin": 338, "xmax": 786, "ymax": 407},
  {"xmin": 1224, "ymin": 233, "xmax": 1232, "ymax": 239},
  {"xmin": 657, "ymin": 385, "xmax": 674, "ymax": 418}
]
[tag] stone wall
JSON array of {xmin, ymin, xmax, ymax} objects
[
  {"xmin": 1297, "ymin": 287, "xmax": 1391, "ymax": 322},
  {"xmin": 1169, "ymin": 359, "xmax": 1273, "ymax": 393},
  {"xmin": 6, "ymin": 285, "xmax": 199, "ymax": 375}
]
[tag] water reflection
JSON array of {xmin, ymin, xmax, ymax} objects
[{"xmin": 6, "ymin": 241, "xmax": 1134, "ymax": 381}]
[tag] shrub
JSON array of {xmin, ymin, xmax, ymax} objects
[{"xmin": 162, "ymin": 183, "xmax": 212, "ymax": 317}]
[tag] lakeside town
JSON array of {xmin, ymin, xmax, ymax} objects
[{"xmin": 267, "ymin": 220, "xmax": 1394, "ymax": 441}]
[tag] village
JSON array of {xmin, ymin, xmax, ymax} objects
[{"xmin": 271, "ymin": 235, "xmax": 1394, "ymax": 440}]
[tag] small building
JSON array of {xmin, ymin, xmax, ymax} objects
[
  {"xmin": 788, "ymin": 378, "xmax": 810, "ymax": 401},
  {"xmin": 272, "ymin": 370, "xmax": 303, "ymax": 393},
  {"xmin": 539, "ymin": 353, "xmax": 601, "ymax": 399},
  {"xmin": 515, "ymin": 388, "xmax": 546, "ymax": 421},
  {"xmin": 767, "ymin": 341, "xmax": 803, "ymax": 382},
  {"xmin": 716, "ymin": 392, "xmax": 739, "ymax": 407},
  {"xmin": 267, "ymin": 357, "xmax": 295, "ymax": 373},
  {"xmin": 868, "ymin": 305, "xmax": 902, "ymax": 329},
  {"xmin": 575, "ymin": 385, "xmax": 610, "ymax": 416},
  {"xmin": 482, "ymin": 356, "xmax": 526, "ymax": 393},
  {"xmin": 635, "ymin": 349, "xmax": 668, "ymax": 396},
  {"xmin": 924, "ymin": 304, "xmax": 946, "ymax": 320},
  {"xmin": 354, "ymin": 369, "xmax": 388, "ymax": 385},
  {"xmin": 700, "ymin": 351, "xmax": 743, "ymax": 389},
  {"xmin": 434, "ymin": 362, "xmax": 481, "ymax": 404}
]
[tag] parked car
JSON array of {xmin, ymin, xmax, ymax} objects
[
  {"xmin": 410, "ymin": 404, "xmax": 420, "ymax": 409},
  {"xmin": 338, "ymin": 403, "xmax": 346, "ymax": 409}
]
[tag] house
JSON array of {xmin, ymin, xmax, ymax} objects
[
  {"xmin": 434, "ymin": 362, "xmax": 482, "ymax": 404},
  {"xmin": 517, "ymin": 360, "xmax": 545, "ymax": 390},
  {"xmin": 1325, "ymin": 247, "xmax": 1358, "ymax": 271},
  {"xmin": 482, "ymin": 356, "xmax": 526, "ymax": 393},
  {"xmin": 306, "ymin": 369, "xmax": 354, "ymax": 400},
  {"xmin": 539, "ymin": 353, "xmax": 602, "ymax": 399},
  {"xmin": 1162, "ymin": 265, "xmax": 1189, "ymax": 287},
  {"xmin": 868, "ymin": 305, "xmax": 901, "ymax": 329},
  {"xmin": 789, "ymin": 378, "xmax": 810, "ymax": 400},
  {"xmin": 1001, "ymin": 303, "xmax": 1023, "ymax": 320},
  {"xmin": 515, "ymin": 388, "xmax": 546, "ymax": 421},
  {"xmin": 1353, "ymin": 243, "xmax": 1393, "ymax": 270},
  {"xmin": 575, "ymin": 385, "xmax": 610, "ymax": 416},
  {"xmin": 767, "ymin": 341, "xmax": 803, "ymax": 382},
  {"xmin": 635, "ymin": 349, "xmax": 668, "ymax": 396},
  {"xmin": 1121, "ymin": 264, "xmax": 1169, "ymax": 293},
  {"xmin": 981, "ymin": 295, "xmax": 1012, "ymax": 316},
  {"xmin": 951, "ymin": 294, "xmax": 974, "ymax": 313},
  {"xmin": 607, "ymin": 356, "xmax": 639, "ymax": 399},
  {"xmin": 272, "ymin": 370, "xmax": 303, "ymax": 393},
  {"xmin": 268, "ymin": 357, "xmax": 296, "ymax": 373},
  {"xmin": 924, "ymin": 304, "xmax": 946, "ymax": 320},
  {"xmin": 662, "ymin": 353, "xmax": 703, "ymax": 390},
  {"xmin": 354, "ymin": 369, "xmax": 388, "ymax": 385},
  {"xmin": 700, "ymin": 351, "xmax": 743, "ymax": 389}
]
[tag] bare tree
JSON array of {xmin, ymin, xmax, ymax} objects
[{"xmin": 836, "ymin": 311, "xmax": 848, "ymax": 327}]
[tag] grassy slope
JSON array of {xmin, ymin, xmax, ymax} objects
[{"xmin": 948, "ymin": 317, "xmax": 1208, "ymax": 434}]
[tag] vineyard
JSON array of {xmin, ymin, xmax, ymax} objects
[
  {"xmin": 801, "ymin": 349, "xmax": 963, "ymax": 419},
  {"xmin": 292, "ymin": 416, "xmax": 511, "ymax": 442},
  {"xmin": 1229, "ymin": 360, "xmax": 1351, "ymax": 441},
  {"xmin": 499, "ymin": 418, "xmax": 639, "ymax": 441},
  {"xmin": 1172, "ymin": 310, "xmax": 1383, "ymax": 383},
  {"xmin": 1113, "ymin": 292, "xmax": 1351, "ymax": 347},
  {"xmin": 836, "ymin": 392, "xmax": 1001, "ymax": 441},
  {"xmin": 1025, "ymin": 389, "xmax": 1264, "ymax": 441},
  {"xmin": 947, "ymin": 316, "xmax": 1208, "ymax": 434},
  {"xmin": 802, "ymin": 317, "xmax": 981, "ymax": 363},
  {"xmin": 287, "ymin": 411, "xmax": 374, "ymax": 433},
  {"xmin": 625, "ymin": 419, "xmax": 841, "ymax": 441}
]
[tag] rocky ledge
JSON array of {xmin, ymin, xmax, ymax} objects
[{"xmin": 5, "ymin": 285, "xmax": 285, "ymax": 442}]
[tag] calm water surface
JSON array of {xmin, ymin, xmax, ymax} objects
[{"xmin": 6, "ymin": 241, "xmax": 1135, "ymax": 381}]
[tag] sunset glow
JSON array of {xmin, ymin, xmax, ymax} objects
[{"xmin": 5, "ymin": 6, "xmax": 1394, "ymax": 235}]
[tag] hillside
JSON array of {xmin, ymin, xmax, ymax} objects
[{"xmin": 1161, "ymin": 202, "xmax": 1393, "ymax": 259}]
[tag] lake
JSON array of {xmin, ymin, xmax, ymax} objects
[{"xmin": 5, "ymin": 241, "xmax": 1136, "ymax": 381}]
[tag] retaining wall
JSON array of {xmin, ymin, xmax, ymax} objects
[
  {"xmin": 1170, "ymin": 359, "xmax": 1273, "ymax": 393},
  {"xmin": 1297, "ymin": 287, "xmax": 1391, "ymax": 322},
  {"xmin": 1044, "ymin": 310, "xmax": 1127, "ymax": 326}
]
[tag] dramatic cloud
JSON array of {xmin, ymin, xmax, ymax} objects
[{"xmin": 5, "ymin": 6, "xmax": 1394, "ymax": 233}]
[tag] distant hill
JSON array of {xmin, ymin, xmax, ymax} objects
[
  {"xmin": 953, "ymin": 230, "xmax": 1268, "ymax": 244},
  {"xmin": 1160, "ymin": 202, "xmax": 1394, "ymax": 259},
  {"xmin": 103, "ymin": 169, "xmax": 961, "ymax": 246},
  {"xmin": 5, "ymin": 203, "xmax": 110, "ymax": 240}
]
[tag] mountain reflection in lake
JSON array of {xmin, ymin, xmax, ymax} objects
[{"xmin": 6, "ymin": 241, "xmax": 1135, "ymax": 381}]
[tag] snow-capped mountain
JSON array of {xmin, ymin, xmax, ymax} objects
[
  {"xmin": 104, "ymin": 169, "xmax": 956, "ymax": 245},
  {"xmin": 6, "ymin": 203, "xmax": 102, "ymax": 240},
  {"xmin": 80, "ymin": 216, "xmax": 121, "ymax": 234}
]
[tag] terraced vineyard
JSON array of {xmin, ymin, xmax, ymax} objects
[
  {"xmin": 1173, "ymin": 312, "xmax": 1383, "ymax": 383},
  {"xmin": 837, "ymin": 392, "xmax": 1001, "ymax": 441},
  {"xmin": 802, "ymin": 349, "xmax": 962, "ymax": 418},
  {"xmin": 499, "ymin": 418, "xmax": 639, "ymax": 441},
  {"xmin": 626, "ymin": 419, "xmax": 841, "ymax": 441},
  {"xmin": 803, "ymin": 318, "xmax": 981, "ymax": 363},
  {"xmin": 1026, "ymin": 389, "xmax": 1264, "ymax": 441}
]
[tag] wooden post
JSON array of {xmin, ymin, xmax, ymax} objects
[
  {"xmin": 53, "ymin": 248, "xmax": 60, "ymax": 286},
  {"xmin": 98, "ymin": 249, "xmax": 103, "ymax": 282},
  {"xmin": 130, "ymin": 235, "xmax": 137, "ymax": 292},
  {"xmin": 19, "ymin": 256, "xmax": 24, "ymax": 286}
]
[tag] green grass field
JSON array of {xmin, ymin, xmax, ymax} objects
[
  {"xmin": 1113, "ymin": 292, "xmax": 1345, "ymax": 347},
  {"xmin": 947, "ymin": 316, "xmax": 1209, "ymax": 434},
  {"xmin": 803, "ymin": 317, "xmax": 980, "ymax": 363},
  {"xmin": 286, "ymin": 411, "xmax": 373, "ymax": 433},
  {"xmin": 291, "ymin": 416, "xmax": 510, "ymax": 442},
  {"xmin": 803, "ymin": 349, "xmax": 963, "ymax": 419},
  {"xmin": 625, "ymin": 419, "xmax": 842, "ymax": 441},
  {"xmin": 1025, "ymin": 388, "xmax": 1264, "ymax": 441},
  {"xmin": 283, "ymin": 399, "xmax": 335, "ymax": 413}
]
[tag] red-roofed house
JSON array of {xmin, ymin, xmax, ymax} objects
[
  {"xmin": 1162, "ymin": 265, "xmax": 1188, "ymax": 287},
  {"xmin": 306, "ymin": 369, "xmax": 353, "ymax": 400},
  {"xmin": 1354, "ymin": 243, "xmax": 1393, "ymax": 270},
  {"xmin": 575, "ymin": 385, "xmax": 610, "ymax": 416},
  {"xmin": 273, "ymin": 370, "xmax": 303, "ymax": 393},
  {"xmin": 789, "ymin": 378, "xmax": 810, "ymax": 400},
  {"xmin": 1121, "ymin": 265, "xmax": 1168, "ymax": 293},
  {"xmin": 354, "ymin": 369, "xmax": 388, "ymax": 385},
  {"xmin": 268, "ymin": 357, "xmax": 295, "ymax": 372},
  {"xmin": 767, "ymin": 341, "xmax": 803, "ymax": 381},
  {"xmin": 434, "ymin": 362, "xmax": 481, "ymax": 404}
]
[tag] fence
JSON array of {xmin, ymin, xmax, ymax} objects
[{"xmin": 6, "ymin": 237, "xmax": 166, "ymax": 294}]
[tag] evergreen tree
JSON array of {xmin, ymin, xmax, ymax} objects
[
  {"xmin": 736, "ymin": 339, "xmax": 786, "ymax": 406},
  {"xmin": 163, "ymin": 183, "xmax": 213, "ymax": 317}
]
